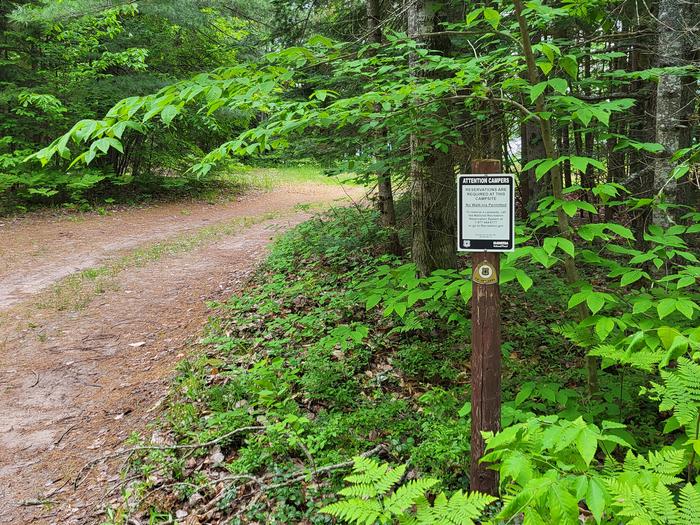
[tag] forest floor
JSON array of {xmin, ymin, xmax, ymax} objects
[{"xmin": 0, "ymin": 177, "xmax": 363, "ymax": 524}]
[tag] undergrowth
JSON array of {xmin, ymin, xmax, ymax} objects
[{"xmin": 100, "ymin": 206, "xmax": 669, "ymax": 524}]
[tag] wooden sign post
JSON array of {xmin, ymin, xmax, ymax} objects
[{"xmin": 457, "ymin": 159, "xmax": 512, "ymax": 496}]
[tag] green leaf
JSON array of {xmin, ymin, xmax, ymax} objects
[
  {"xmin": 515, "ymin": 269, "xmax": 533, "ymax": 291},
  {"xmin": 466, "ymin": 7, "xmax": 483, "ymax": 25},
  {"xmin": 530, "ymin": 81, "xmax": 549, "ymax": 103},
  {"xmin": 559, "ymin": 55, "xmax": 578, "ymax": 79},
  {"xmin": 365, "ymin": 294, "xmax": 382, "ymax": 310},
  {"xmin": 632, "ymin": 299, "xmax": 652, "ymax": 314},
  {"xmin": 548, "ymin": 484, "xmax": 579, "ymax": 524},
  {"xmin": 587, "ymin": 293, "xmax": 605, "ymax": 314},
  {"xmin": 543, "ymin": 237, "xmax": 557, "ymax": 255},
  {"xmin": 206, "ymin": 85, "xmax": 222, "ymax": 103},
  {"xmin": 523, "ymin": 508, "xmax": 547, "ymax": 525},
  {"xmin": 522, "ymin": 159, "xmax": 543, "ymax": 171},
  {"xmin": 531, "ymin": 247, "xmax": 552, "ymax": 267},
  {"xmin": 620, "ymin": 270, "xmax": 644, "ymax": 286},
  {"xmin": 577, "ymin": 201, "xmax": 598, "ymax": 214},
  {"xmin": 515, "ymin": 382, "xmax": 535, "ymax": 406},
  {"xmin": 575, "ymin": 108, "xmax": 593, "ymax": 126},
  {"xmin": 535, "ymin": 158, "xmax": 560, "ymax": 180},
  {"xmin": 590, "ymin": 107, "xmax": 610, "ymax": 126},
  {"xmin": 562, "ymin": 201, "xmax": 577, "ymax": 217},
  {"xmin": 657, "ymin": 298, "xmax": 676, "ymax": 319},
  {"xmin": 483, "ymin": 8, "xmax": 501, "ymax": 29},
  {"xmin": 587, "ymin": 478, "xmax": 607, "ymax": 524},
  {"xmin": 486, "ymin": 425, "xmax": 522, "ymax": 450},
  {"xmin": 625, "ymin": 331, "xmax": 645, "ymax": 354},
  {"xmin": 607, "ymin": 224, "xmax": 634, "ymax": 239},
  {"xmin": 677, "ymin": 276, "xmax": 695, "ymax": 289},
  {"xmin": 676, "ymin": 299, "xmax": 696, "ymax": 319},
  {"xmin": 537, "ymin": 60, "xmax": 553, "ymax": 75},
  {"xmin": 569, "ymin": 155, "xmax": 603, "ymax": 174},
  {"xmin": 576, "ymin": 427, "xmax": 598, "ymax": 465},
  {"xmin": 548, "ymin": 78, "xmax": 568, "ymax": 94},
  {"xmin": 161, "ymin": 104, "xmax": 178, "ymax": 125},
  {"xmin": 658, "ymin": 326, "xmax": 682, "ymax": 350},
  {"xmin": 557, "ymin": 238, "xmax": 575, "ymax": 257},
  {"xmin": 394, "ymin": 302, "xmax": 407, "ymax": 317},
  {"xmin": 569, "ymin": 156, "xmax": 588, "ymax": 173},
  {"xmin": 539, "ymin": 44, "xmax": 555, "ymax": 63},
  {"xmin": 595, "ymin": 317, "xmax": 615, "ymax": 341},
  {"xmin": 94, "ymin": 138, "xmax": 111, "ymax": 154},
  {"xmin": 568, "ymin": 290, "xmax": 589, "ymax": 309}
]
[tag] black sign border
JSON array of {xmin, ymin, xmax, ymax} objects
[{"xmin": 457, "ymin": 174, "xmax": 515, "ymax": 252}]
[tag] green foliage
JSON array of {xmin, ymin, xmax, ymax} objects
[
  {"xmin": 1, "ymin": 0, "xmax": 275, "ymax": 211},
  {"xmin": 482, "ymin": 415, "xmax": 700, "ymax": 525},
  {"xmin": 321, "ymin": 457, "xmax": 495, "ymax": 525}
]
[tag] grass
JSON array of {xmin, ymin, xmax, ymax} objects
[
  {"xmin": 37, "ymin": 212, "xmax": 282, "ymax": 311},
  {"xmin": 224, "ymin": 165, "xmax": 357, "ymax": 191}
]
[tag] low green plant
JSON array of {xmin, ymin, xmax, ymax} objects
[
  {"xmin": 321, "ymin": 457, "xmax": 495, "ymax": 525},
  {"xmin": 482, "ymin": 414, "xmax": 700, "ymax": 524}
]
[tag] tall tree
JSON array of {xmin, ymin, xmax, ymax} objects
[
  {"xmin": 407, "ymin": 0, "xmax": 457, "ymax": 275},
  {"xmin": 367, "ymin": 0, "xmax": 402, "ymax": 256},
  {"xmin": 653, "ymin": 0, "xmax": 686, "ymax": 226}
]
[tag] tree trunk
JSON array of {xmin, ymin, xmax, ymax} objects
[
  {"xmin": 367, "ymin": 0, "xmax": 402, "ymax": 256},
  {"xmin": 408, "ymin": 0, "xmax": 457, "ymax": 274},
  {"xmin": 653, "ymin": 0, "xmax": 685, "ymax": 227},
  {"xmin": 520, "ymin": 119, "xmax": 548, "ymax": 214},
  {"xmin": 562, "ymin": 125, "xmax": 572, "ymax": 188},
  {"xmin": 627, "ymin": 41, "xmax": 656, "ymax": 242}
]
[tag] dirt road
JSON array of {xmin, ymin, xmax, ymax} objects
[{"xmin": 0, "ymin": 182, "xmax": 362, "ymax": 523}]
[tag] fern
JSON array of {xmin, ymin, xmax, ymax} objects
[
  {"xmin": 611, "ymin": 481, "xmax": 682, "ymax": 524},
  {"xmin": 678, "ymin": 483, "xmax": 700, "ymax": 524},
  {"xmin": 589, "ymin": 343, "xmax": 661, "ymax": 372},
  {"xmin": 320, "ymin": 458, "xmax": 492, "ymax": 525},
  {"xmin": 340, "ymin": 460, "xmax": 407, "ymax": 499},
  {"xmin": 414, "ymin": 490, "xmax": 496, "ymax": 525},
  {"xmin": 618, "ymin": 448, "xmax": 686, "ymax": 487},
  {"xmin": 652, "ymin": 357, "xmax": 700, "ymax": 429},
  {"xmin": 322, "ymin": 498, "xmax": 384, "ymax": 525},
  {"xmin": 383, "ymin": 479, "xmax": 440, "ymax": 516}
]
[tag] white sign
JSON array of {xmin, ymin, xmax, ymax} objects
[{"xmin": 457, "ymin": 174, "xmax": 515, "ymax": 252}]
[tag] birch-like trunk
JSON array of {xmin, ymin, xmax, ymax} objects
[{"xmin": 653, "ymin": 0, "xmax": 685, "ymax": 226}]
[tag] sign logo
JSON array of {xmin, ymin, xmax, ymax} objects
[{"xmin": 473, "ymin": 261, "xmax": 498, "ymax": 285}]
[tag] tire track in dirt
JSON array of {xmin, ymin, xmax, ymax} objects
[{"xmin": 0, "ymin": 182, "xmax": 364, "ymax": 523}]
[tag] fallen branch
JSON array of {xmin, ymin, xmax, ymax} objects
[
  {"xmin": 200, "ymin": 443, "xmax": 387, "ymax": 518},
  {"xmin": 19, "ymin": 498, "xmax": 55, "ymax": 507},
  {"xmin": 54, "ymin": 423, "xmax": 79, "ymax": 446}
]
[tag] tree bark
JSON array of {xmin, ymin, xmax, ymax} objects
[
  {"xmin": 408, "ymin": 0, "xmax": 457, "ymax": 274},
  {"xmin": 627, "ymin": 41, "xmax": 656, "ymax": 241},
  {"xmin": 562, "ymin": 124, "xmax": 572, "ymax": 188},
  {"xmin": 520, "ymin": 119, "xmax": 548, "ymax": 214},
  {"xmin": 653, "ymin": 0, "xmax": 685, "ymax": 227},
  {"xmin": 367, "ymin": 0, "xmax": 402, "ymax": 256}
]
